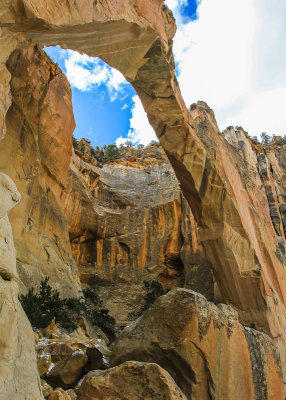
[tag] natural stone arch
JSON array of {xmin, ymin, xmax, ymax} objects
[{"xmin": 1, "ymin": 0, "xmax": 286, "ymax": 378}]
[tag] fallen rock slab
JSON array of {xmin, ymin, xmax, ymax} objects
[
  {"xmin": 111, "ymin": 288, "xmax": 284, "ymax": 400},
  {"xmin": 75, "ymin": 360, "xmax": 187, "ymax": 400}
]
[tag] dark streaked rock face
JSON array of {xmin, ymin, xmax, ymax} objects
[{"xmin": 64, "ymin": 147, "xmax": 214, "ymax": 326}]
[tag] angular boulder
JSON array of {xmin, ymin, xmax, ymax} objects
[
  {"xmin": 47, "ymin": 350, "xmax": 88, "ymax": 389},
  {"xmin": 111, "ymin": 289, "xmax": 284, "ymax": 400},
  {"xmin": 75, "ymin": 361, "xmax": 187, "ymax": 400}
]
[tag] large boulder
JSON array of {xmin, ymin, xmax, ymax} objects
[
  {"xmin": 111, "ymin": 289, "xmax": 284, "ymax": 400},
  {"xmin": 75, "ymin": 360, "xmax": 187, "ymax": 400},
  {"xmin": 47, "ymin": 350, "xmax": 88, "ymax": 389}
]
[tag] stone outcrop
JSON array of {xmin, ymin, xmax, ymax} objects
[
  {"xmin": 75, "ymin": 361, "xmax": 187, "ymax": 400},
  {"xmin": 0, "ymin": 173, "xmax": 43, "ymax": 400},
  {"xmin": 0, "ymin": 45, "xmax": 80, "ymax": 296},
  {"xmin": 111, "ymin": 288, "xmax": 285, "ymax": 400}
]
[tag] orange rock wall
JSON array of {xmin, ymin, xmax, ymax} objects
[{"xmin": 64, "ymin": 151, "xmax": 213, "ymax": 324}]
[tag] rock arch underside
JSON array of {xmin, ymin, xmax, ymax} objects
[{"xmin": 0, "ymin": 1, "xmax": 286, "ymax": 399}]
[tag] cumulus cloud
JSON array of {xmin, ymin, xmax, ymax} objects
[
  {"xmin": 115, "ymin": 95, "xmax": 157, "ymax": 146},
  {"xmin": 165, "ymin": 0, "xmax": 286, "ymax": 137},
  {"xmin": 63, "ymin": 50, "xmax": 128, "ymax": 100}
]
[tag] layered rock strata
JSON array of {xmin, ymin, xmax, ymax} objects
[{"xmin": 64, "ymin": 146, "xmax": 213, "ymax": 324}]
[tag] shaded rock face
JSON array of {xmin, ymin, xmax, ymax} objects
[
  {"xmin": 0, "ymin": 173, "xmax": 43, "ymax": 400},
  {"xmin": 111, "ymin": 288, "xmax": 285, "ymax": 400},
  {"xmin": 0, "ymin": 45, "xmax": 80, "ymax": 296},
  {"xmin": 64, "ymin": 149, "xmax": 214, "ymax": 324},
  {"xmin": 75, "ymin": 361, "xmax": 187, "ymax": 400}
]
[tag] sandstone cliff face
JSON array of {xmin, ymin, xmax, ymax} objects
[
  {"xmin": 0, "ymin": 45, "xmax": 80, "ymax": 296},
  {"xmin": 64, "ymin": 146, "xmax": 213, "ymax": 324},
  {"xmin": 1, "ymin": 0, "xmax": 286, "ymax": 397},
  {"xmin": 188, "ymin": 103, "xmax": 286, "ymax": 376},
  {"xmin": 0, "ymin": 173, "xmax": 43, "ymax": 400}
]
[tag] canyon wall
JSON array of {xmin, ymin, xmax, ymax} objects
[
  {"xmin": 0, "ymin": 173, "xmax": 43, "ymax": 400},
  {"xmin": 64, "ymin": 142, "xmax": 214, "ymax": 325},
  {"xmin": 0, "ymin": 0, "xmax": 285, "ymax": 398},
  {"xmin": 0, "ymin": 45, "xmax": 80, "ymax": 296}
]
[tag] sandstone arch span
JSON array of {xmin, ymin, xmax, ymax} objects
[{"xmin": 1, "ymin": 0, "xmax": 286, "ymax": 382}]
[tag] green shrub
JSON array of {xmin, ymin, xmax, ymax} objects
[
  {"xmin": 83, "ymin": 275, "xmax": 116, "ymax": 343},
  {"xmin": 129, "ymin": 280, "xmax": 169, "ymax": 319},
  {"xmin": 142, "ymin": 280, "xmax": 169, "ymax": 311},
  {"xmin": 72, "ymin": 136, "xmax": 79, "ymax": 150},
  {"xmin": 275, "ymin": 136, "xmax": 286, "ymax": 146},
  {"xmin": 153, "ymin": 147, "xmax": 163, "ymax": 160},
  {"xmin": 19, "ymin": 277, "xmax": 84, "ymax": 332},
  {"xmin": 20, "ymin": 276, "xmax": 116, "ymax": 341},
  {"xmin": 104, "ymin": 144, "xmax": 120, "ymax": 161}
]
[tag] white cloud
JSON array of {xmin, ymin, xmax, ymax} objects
[
  {"xmin": 115, "ymin": 95, "xmax": 157, "ymax": 146},
  {"xmin": 63, "ymin": 50, "xmax": 128, "ymax": 100},
  {"xmin": 166, "ymin": 0, "xmax": 286, "ymax": 137}
]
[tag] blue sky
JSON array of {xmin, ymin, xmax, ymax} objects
[
  {"xmin": 45, "ymin": 0, "xmax": 286, "ymax": 145},
  {"xmin": 44, "ymin": 46, "xmax": 137, "ymax": 147}
]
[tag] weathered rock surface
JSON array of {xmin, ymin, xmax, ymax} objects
[
  {"xmin": 1, "ymin": 0, "xmax": 286, "ymax": 395},
  {"xmin": 41, "ymin": 379, "xmax": 53, "ymax": 398},
  {"xmin": 0, "ymin": 173, "xmax": 43, "ymax": 400},
  {"xmin": 47, "ymin": 350, "xmax": 88, "ymax": 389},
  {"xmin": 0, "ymin": 45, "xmax": 80, "ymax": 296},
  {"xmin": 64, "ymin": 145, "xmax": 213, "ymax": 325},
  {"xmin": 111, "ymin": 288, "xmax": 284, "ymax": 400},
  {"xmin": 47, "ymin": 388, "xmax": 70, "ymax": 400},
  {"xmin": 36, "ymin": 324, "xmax": 110, "ymax": 390},
  {"xmin": 75, "ymin": 360, "xmax": 187, "ymax": 400}
]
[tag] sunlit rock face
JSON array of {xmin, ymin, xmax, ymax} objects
[
  {"xmin": 111, "ymin": 288, "xmax": 285, "ymax": 400},
  {"xmin": 75, "ymin": 361, "xmax": 187, "ymax": 400},
  {"xmin": 0, "ymin": 45, "xmax": 81, "ymax": 296},
  {"xmin": 0, "ymin": 173, "xmax": 43, "ymax": 399},
  {"xmin": 0, "ymin": 0, "xmax": 286, "ymax": 397},
  {"xmin": 64, "ymin": 145, "xmax": 214, "ymax": 325}
]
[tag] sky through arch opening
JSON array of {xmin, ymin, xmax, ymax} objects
[{"xmin": 44, "ymin": 46, "xmax": 157, "ymax": 148}]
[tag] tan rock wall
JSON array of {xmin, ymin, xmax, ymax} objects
[
  {"xmin": 0, "ymin": 173, "xmax": 43, "ymax": 399},
  {"xmin": 0, "ymin": 45, "xmax": 81, "ymax": 296}
]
